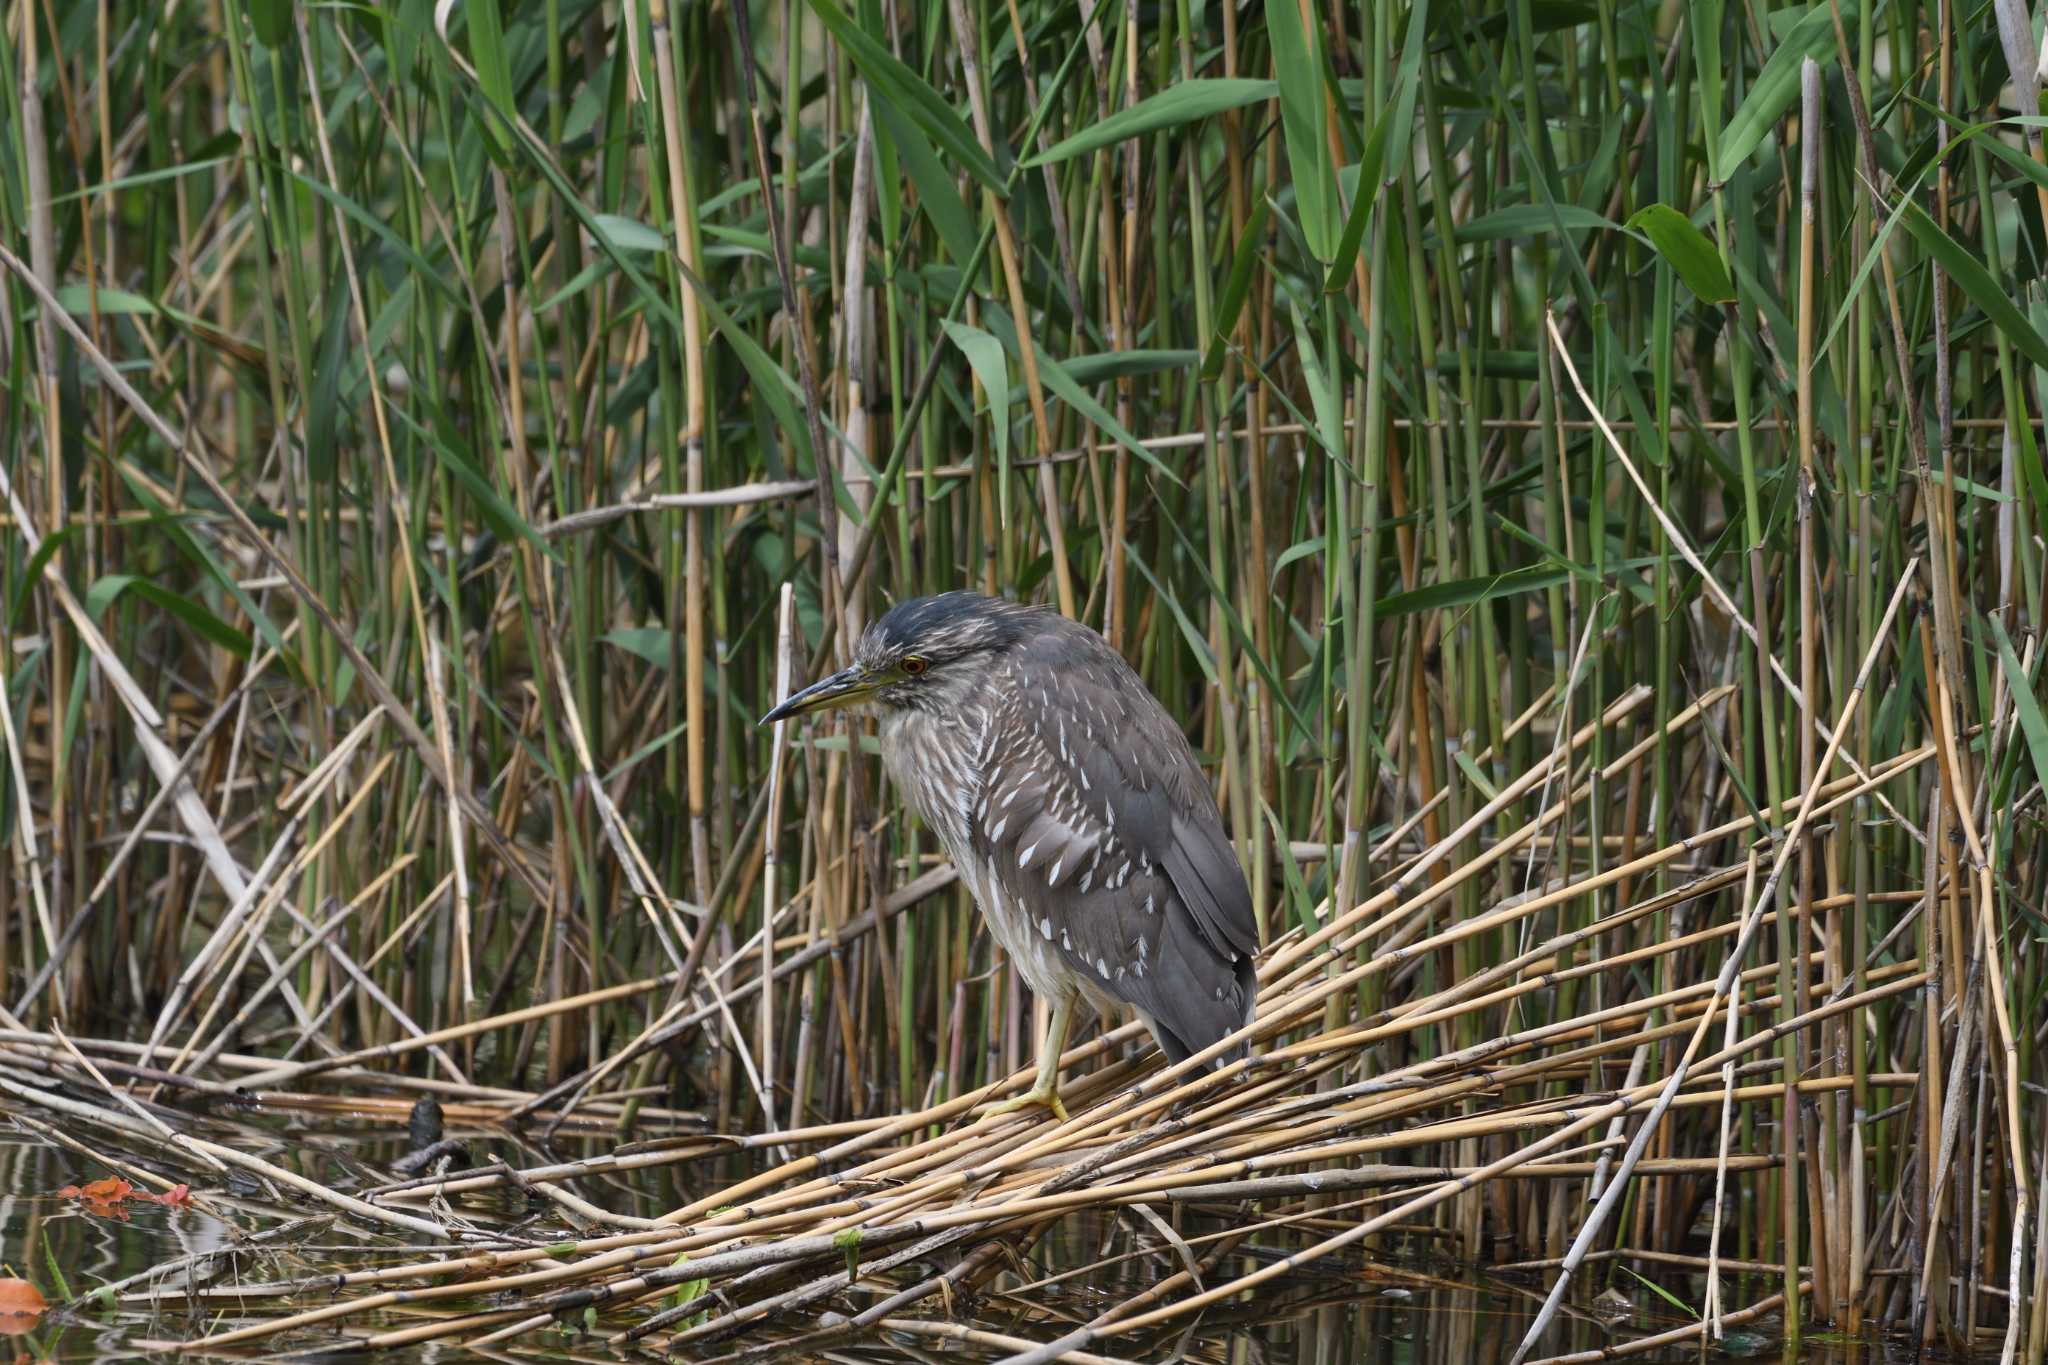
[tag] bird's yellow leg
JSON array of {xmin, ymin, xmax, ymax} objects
[{"xmin": 988, "ymin": 994, "xmax": 1072, "ymax": 1122}]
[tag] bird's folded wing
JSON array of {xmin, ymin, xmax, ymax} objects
[
  {"xmin": 1157, "ymin": 812, "xmax": 1260, "ymax": 960},
  {"xmin": 968, "ymin": 670, "xmax": 1255, "ymax": 1051}
]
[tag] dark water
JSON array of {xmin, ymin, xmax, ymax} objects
[{"xmin": 0, "ymin": 1112, "xmax": 1951, "ymax": 1364}]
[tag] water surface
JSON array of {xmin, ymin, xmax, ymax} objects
[{"xmin": 0, "ymin": 1112, "xmax": 1960, "ymax": 1364}]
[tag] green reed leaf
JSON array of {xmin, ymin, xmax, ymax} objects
[
  {"xmin": 1625, "ymin": 203, "xmax": 1735, "ymax": 303},
  {"xmin": 1027, "ymin": 79, "xmax": 1276, "ymax": 166},
  {"xmin": 807, "ymin": 0, "xmax": 1006, "ymax": 194}
]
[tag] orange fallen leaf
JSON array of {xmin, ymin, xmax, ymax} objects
[
  {"xmin": 54, "ymin": 1176, "xmax": 139, "ymax": 1218},
  {"xmin": 54, "ymin": 1176, "xmax": 192, "ymax": 1216},
  {"xmin": 0, "ymin": 1279, "xmax": 46, "ymax": 1335}
]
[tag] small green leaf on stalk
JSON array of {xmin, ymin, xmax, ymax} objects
[
  {"xmin": 697, "ymin": 144, "xmax": 847, "ymax": 219},
  {"xmin": 1123, "ymin": 548, "xmax": 1220, "ymax": 684},
  {"xmin": 1031, "ymin": 349, "xmax": 1179, "ymax": 484},
  {"xmin": 533, "ymin": 260, "xmax": 612, "ymax": 314},
  {"xmin": 1322, "ymin": 144, "xmax": 1386, "ymax": 294},
  {"xmin": 605, "ymin": 722, "xmax": 688, "ymax": 785},
  {"xmin": 1813, "ymin": 187, "xmax": 1914, "ymax": 365},
  {"xmin": 1925, "ymin": 471, "xmax": 2012, "ymax": 502},
  {"xmin": 1027, "ymin": 79, "xmax": 1276, "ymax": 166},
  {"xmin": 1624, "ymin": 204, "xmax": 1735, "ymax": 303}
]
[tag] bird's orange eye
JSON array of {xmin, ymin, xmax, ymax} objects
[{"xmin": 902, "ymin": 656, "xmax": 928, "ymax": 676}]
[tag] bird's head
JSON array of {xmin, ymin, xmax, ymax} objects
[{"xmin": 759, "ymin": 591, "xmax": 1037, "ymax": 724}]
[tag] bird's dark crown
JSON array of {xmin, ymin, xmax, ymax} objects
[{"xmin": 859, "ymin": 591, "xmax": 1038, "ymax": 666}]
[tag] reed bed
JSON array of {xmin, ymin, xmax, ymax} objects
[{"xmin": 3, "ymin": 0, "xmax": 2045, "ymax": 1357}]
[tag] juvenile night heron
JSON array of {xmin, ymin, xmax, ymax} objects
[{"xmin": 762, "ymin": 591, "xmax": 1259, "ymax": 1119}]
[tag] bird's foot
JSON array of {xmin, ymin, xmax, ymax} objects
[{"xmin": 987, "ymin": 1082, "xmax": 1070, "ymax": 1124}]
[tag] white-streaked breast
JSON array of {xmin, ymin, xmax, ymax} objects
[
  {"xmin": 880, "ymin": 702, "xmax": 1074, "ymax": 1000},
  {"xmin": 879, "ymin": 706, "xmax": 979, "ymax": 856}
]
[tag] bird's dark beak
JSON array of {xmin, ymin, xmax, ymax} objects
[{"xmin": 759, "ymin": 665, "xmax": 875, "ymax": 725}]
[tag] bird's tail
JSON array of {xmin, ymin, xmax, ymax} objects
[{"xmin": 1148, "ymin": 952, "xmax": 1257, "ymax": 1073}]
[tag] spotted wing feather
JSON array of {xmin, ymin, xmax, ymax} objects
[{"xmin": 969, "ymin": 621, "xmax": 1258, "ymax": 1068}]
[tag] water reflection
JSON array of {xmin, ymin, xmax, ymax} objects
[{"xmin": 0, "ymin": 1130, "xmax": 1956, "ymax": 1365}]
